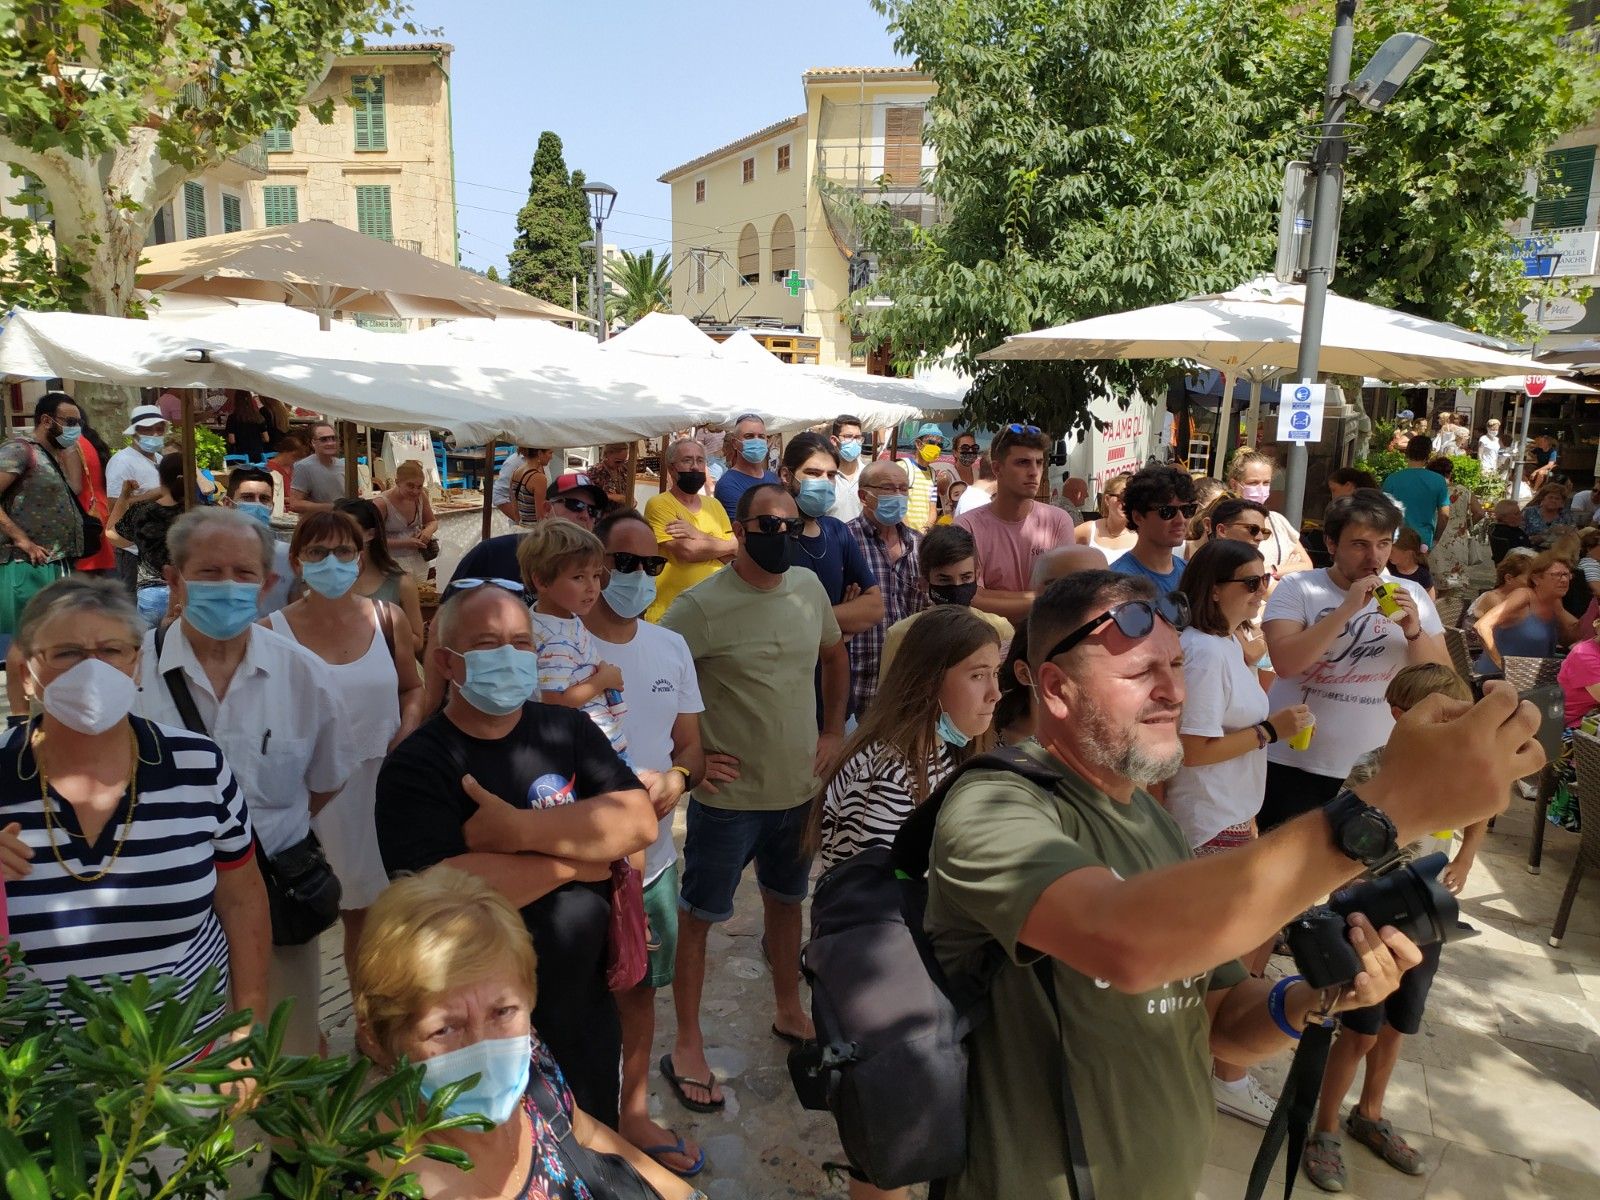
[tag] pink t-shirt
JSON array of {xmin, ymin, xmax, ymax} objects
[
  {"xmin": 1559, "ymin": 638, "xmax": 1600, "ymax": 728},
  {"xmin": 956, "ymin": 500, "xmax": 1076, "ymax": 594}
]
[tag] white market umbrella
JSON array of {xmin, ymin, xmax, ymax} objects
[
  {"xmin": 714, "ymin": 329, "xmax": 785, "ymax": 366},
  {"xmin": 1473, "ymin": 373, "xmax": 1599, "ymax": 395},
  {"xmin": 599, "ymin": 311, "xmax": 721, "ymax": 358}
]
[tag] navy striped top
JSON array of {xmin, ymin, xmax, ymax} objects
[{"xmin": 0, "ymin": 717, "xmax": 254, "ymax": 1028}]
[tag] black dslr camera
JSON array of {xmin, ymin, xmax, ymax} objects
[{"xmin": 1286, "ymin": 852, "xmax": 1461, "ymax": 989}]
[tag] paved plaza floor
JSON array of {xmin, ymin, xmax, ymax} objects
[{"xmin": 318, "ymin": 781, "xmax": 1600, "ymax": 1200}]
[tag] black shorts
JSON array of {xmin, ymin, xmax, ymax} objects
[
  {"xmin": 1337, "ymin": 939, "xmax": 1443, "ymax": 1037},
  {"xmin": 1259, "ymin": 760, "xmax": 1344, "ymax": 833}
]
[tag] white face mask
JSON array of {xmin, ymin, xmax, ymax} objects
[{"xmin": 37, "ymin": 658, "xmax": 138, "ymax": 735}]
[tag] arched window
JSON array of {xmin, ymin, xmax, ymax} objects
[
  {"xmin": 737, "ymin": 223, "xmax": 760, "ymax": 286},
  {"xmin": 770, "ymin": 214, "xmax": 796, "ymax": 284}
]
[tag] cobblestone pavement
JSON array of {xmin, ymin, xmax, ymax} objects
[{"xmin": 318, "ymin": 781, "xmax": 1600, "ymax": 1200}]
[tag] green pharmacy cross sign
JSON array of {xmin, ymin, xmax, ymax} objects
[{"xmin": 783, "ymin": 270, "xmax": 809, "ymax": 298}]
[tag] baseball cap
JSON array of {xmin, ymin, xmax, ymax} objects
[
  {"xmin": 547, "ymin": 471, "xmax": 607, "ymax": 508},
  {"xmin": 1397, "ymin": 409, "xmax": 1415, "ymax": 420},
  {"xmin": 123, "ymin": 404, "xmax": 168, "ymax": 435},
  {"xmin": 914, "ymin": 422, "xmax": 945, "ymax": 441}
]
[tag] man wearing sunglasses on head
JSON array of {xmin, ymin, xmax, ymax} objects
[
  {"xmin": 920, "ymin": 568, "xmax": 1540, "ymax": 1200},
  {"xmin": 1109, "ymin": 464, "xmax": 1196, "ymax": 595},
  {"xmin": 954, "ymin": 423, "xmax": 1074, "ymax": 621},
  {"xmin": 658, "ymin": 483, "xmax": 846, "ymax": 1116}
]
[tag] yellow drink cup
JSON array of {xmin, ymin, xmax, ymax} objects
[
  {"xmin": 1373, "ymin": 582, "xmax": 1403, "ymax": 618},
  {"xmin": 1288, "ymin": 717, "xmax": 1316, "ymax": 752}
]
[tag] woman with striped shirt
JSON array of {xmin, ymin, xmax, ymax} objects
[{"xmin": 0, "ymin": 577, "xmax": 270, "ymax": 1033}]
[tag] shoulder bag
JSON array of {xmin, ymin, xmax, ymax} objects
[{"xmin": 15, "ymin": 439, "xmax": 104, "ymax": 558}]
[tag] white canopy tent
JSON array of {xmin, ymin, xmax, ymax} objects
[{"xmin": 1472, "ymin": 374, "xmax": 1599, "ymax": 396}]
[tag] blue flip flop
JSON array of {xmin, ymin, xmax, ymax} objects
[{"xmin": 644, "ymin": 1133, "xmax": 706, "ymax": 1178}]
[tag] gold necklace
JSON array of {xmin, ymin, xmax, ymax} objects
[{"xmin": 35, "ymin": 727, "xmax": 139, "ymax": 885}]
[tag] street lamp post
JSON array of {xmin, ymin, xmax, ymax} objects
[
  {"xmin": 1511, "ymin": 250, "xmax": 1562, "ymax": 497},
  {"xmin": 583, "ymin": 181, "xmax": 618, "ymax": 341},
  {"xmin": 1284, "ymin": 3, "xmax": 1433, "ymax": 525}
]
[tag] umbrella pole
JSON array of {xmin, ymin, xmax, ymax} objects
[
  {"xmin": 180, "ymin": 391, "xmax": 197, "ymax": 513},
  {"xmin": 1245, "ymin": 378, "xmax": 1263, "ymax": 455},
  {"xmin": 625, "ymin": 440, "xmax": 639, "ymax": 508},
  {"xmin": 481, "ymin": 441, "xmax": 496, "ymax": 542},
  {"xmin": 340, "ymin": 422, "xmax": 360, "ymax": 496},
  {"xmin": 1212, "ymin": 372, "xmax": 1232, "ymax": 479}
]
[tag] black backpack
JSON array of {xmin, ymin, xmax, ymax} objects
[{"xmin": 788, "ymin": 747, "xmax": 1094, "ymax": 1199}]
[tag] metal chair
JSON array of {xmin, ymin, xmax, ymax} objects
[{"xmin": 1549, "ymin": 732, "xmax": 1600, "ymax": 947}]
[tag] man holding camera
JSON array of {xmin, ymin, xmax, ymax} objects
[{"xmin": 922, "ymin": 569, "xmax": 1541, "ymax": 1199}]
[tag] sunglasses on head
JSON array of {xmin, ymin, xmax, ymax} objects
[
  {"xmin": 743, "ymin": 515, "xmax": 805, "ymax": 536},
  {"xmin": 1226, "ymin": 573, "xmax": 1270, "ymax": 594},
  {"xmin": 1145, "ymin": 502, "xmax": 1199, "ymax": 521},
  {"xmin": 1004, "ymin": 423, "xmax": 1041, "ymax": 435},
  {"xmin": 1044, "ymin": 593, "xmax": 1191, "ymax": 661},
  {"xmin": 442, "ymin": 577, "xmax": 531, "ymax": 604},
  {"xmin": 557, "ymin": 497, "xmax": 601, "ymax": 518},
  {"xmin": 608, "ymin": 551, "xmax": 667, "ymax": 577}
]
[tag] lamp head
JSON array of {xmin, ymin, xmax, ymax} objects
[
  {"xmin": 582, "ymin": 181, "xmax": 618, "ymax": 223},
  {"xmin": 1343, "ymin": 33, "xmax": 1435, "ymax": 111}
]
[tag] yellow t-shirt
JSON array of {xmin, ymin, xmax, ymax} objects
[{"xmin": 644, "ymin": 491, "xmax": 733, "ymax": 623}]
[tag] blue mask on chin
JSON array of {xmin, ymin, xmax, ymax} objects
[
  {"xmin": 452, "ymin": 645, "xmax": 539, "ymax": 716},
  {"xmin": 418, "ymin": 1034, "xmax": 531, "ymax": 1126},
  {"xmin": 936, "ymin": 709, "xmax": 971, "ymax": 748}
]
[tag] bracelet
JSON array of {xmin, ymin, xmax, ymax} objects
[
  {"xmin": 1252, "ymin": 724, "xmax": 1269, "ymax": 751},
  {"xmin": 1267, "ymin": 975, "xmax": 1303, "ymax": 1040},
  {"xmin": 1260, "ymin": 719, "xmax": 1279, "ymax": 745},
  {"xmin": 669, "ymin": 764, "xmax": 693, "ymax": 785},
  {"xmin": 1404, "ymin": 629, "xmax": 1421, "ymax": 642}
]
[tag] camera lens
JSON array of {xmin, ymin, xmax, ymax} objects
[{"xmin": 1330, "ymin": 851, "xmax": 1460, "ymax": 949}]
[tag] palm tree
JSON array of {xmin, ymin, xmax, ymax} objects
[{"xmin": 604, "ymin": 249, "xmax": 672, "ymax": 327}]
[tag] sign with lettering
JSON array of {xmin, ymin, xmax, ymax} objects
[{"xmin": 1276, "ymin": 382, "xmax": 1326, "ymax": 443}]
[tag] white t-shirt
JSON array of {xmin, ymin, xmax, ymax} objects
[
  {"xmin": 1263, "ymin": 569, "xmax": 1443, "ymax": 780},
  {"xmin": 592, "ymin": 622, "xmax": 704, "ymax": 884},
  {"xmin": 955, "ymin": 484, "xmax": 992, "ymax": 516},
  {"xmin": 1477, "ymin": 435, "xmax": 1501, "ymax": 474},
  {"xmin": 1572, "ymin": 489, "xmax": 1596, "ymax": 521},
  {"xmin": 830, "ymin": 465, "xmax": 863, "ymax": 523},
  {"xmin": 1167, "ymin": 628, "xmax": 1270, "ymax": 847}
]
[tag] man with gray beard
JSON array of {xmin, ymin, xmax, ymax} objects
[{"xmin": 921, "ymin": 569, "xmax": 1541, "ymax": 1199}]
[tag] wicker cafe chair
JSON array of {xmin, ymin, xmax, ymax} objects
[
  {"xmin": 1435, "ymin": 592, "xmax": 1468, "ymax": 631},
  {"xmin": 1502, "ymin": 656, "xmax": 1567, "ymax": 873},
  {"xmin": 1550, "ymin": 732, "xmax": 1600, "ymax": 947},
  {"xmin": 1442, "ymin": 628, "xmax": 1482, "ymax": 694}
]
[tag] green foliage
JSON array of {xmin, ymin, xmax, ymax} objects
[
  {"xmin": 193, "ymin": 426, "xmax": 228, "ymax": 471},
  {"xmin": 605, "ymin": 249, "xmax": 672, "ymax": 327},
  {"xmin": 856, "ymin": 0, "xmax": 1600, "ymax": 436},
  {"xmin": 507, "ymin": 132, "xmax": 592, "ymax": 306},
  {"xmin": 485, "ymin": 265, "xmax": 500, "ymax": 283},
  {"xmin": 0, "ymin": 214, "xmax": 86, "ymax": 312},
  {"xmin": 1353, "ymin": 449, "xmax": 1505, "ymax": 504},
  {"xmin": 0, "ymin": 953, "xmax": 477, "ymax": 1199},
  {"xmin": 1356, "ymin": 446, "xmax": 1406, "ymax": 484}
]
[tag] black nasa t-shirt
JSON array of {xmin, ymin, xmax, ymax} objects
[{"xmin": 376, "ymin": 702, "xmax": 640, "ymax": 1124}]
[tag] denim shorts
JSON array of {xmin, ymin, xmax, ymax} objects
[{"xmin": 678, "ymin": 797, "xmax": 813, "ymax": 923}]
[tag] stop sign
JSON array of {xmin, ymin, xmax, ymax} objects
[{"xmin": 1526, "ymin": 375, "xmax": 1549, "ymax": 397}]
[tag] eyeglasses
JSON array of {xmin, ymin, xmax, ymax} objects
[
  {"xmin": 298, "ymin": 544, "xmax": 359, "ymax": 563},
  {"xmin": 608, "ymin": 551, "xmax": 667, "ymax": 577},
  {"xmin": 54, "ymin": 417, "xmax": 83, "ymax": 429},
  {"xmin": 742, "ymin": 515, "xmax": 805, "ymax": 536},
  {"xmin": 1144, "ymin": 502, "xmax": 1199, "ymax": 521},
  {"xmin": 1004, "ymin": 423, "xmax": 1041, "ymax": 435},
  {"xmin": 1219, "ymin": 521, "xmax": 1270, "ymax": 540},
  {"xmin": 862, "ymin": 481, "xmax": 911, "ymax": 495},
  {"xmin": 313, "ymin": 435, "xmax": 339, "ymax": 443},
  {"xmin": 919, "ymin": 437, "xmax": 946, "ymax": 448},
  {"xmin": 34, "ymin": 641, "xmax": 139, "ymax": 671},
  {"xmin": 557, "ymin": 497, "xmax": 601, "ymax": 519},
  {"xmin": 1043, "ymin": 593, "xmax": 1191, "ymax": 661},
  {"xmin": 442, "ymin": 577, "xmax": 530, "ymax": 603},
  {"xmin": 1225, "ymin": 574, "xmax": 1270, "ymax": 594}
]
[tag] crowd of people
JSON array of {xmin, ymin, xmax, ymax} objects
[{"xmin": 0, "ymin": 391, "xmax": 1558, "ymax": 1199}]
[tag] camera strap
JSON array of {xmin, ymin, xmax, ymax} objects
[{"xmin": 1244, "ymin": 1022, "xmax": 1335, "ymax": 1200}]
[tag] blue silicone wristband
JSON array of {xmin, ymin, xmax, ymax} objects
[{"xmin": 1268, "ymin": 974, "xmax": 1304, "ymax": 1040}]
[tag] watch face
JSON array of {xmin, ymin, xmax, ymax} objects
[{"xmin": 1346, "ymin": 811, "xmax": 1394, "ymax": 860}]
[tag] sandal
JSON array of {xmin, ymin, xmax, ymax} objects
[
  {"xmin": 658, "ymin": 1054, "xmax": 724, "ymax": 1113},
  {"xmin": 643, "ymin": 1133, "xmax": 706, "ymax": 1178},
  {"xmin": 1344, "ymin": 1110, "xmax": 1425, "ymax": 1175},
  {"xmin": 1303, "ymin": 1132, "xmax": 1347, "ymax": 1193}
]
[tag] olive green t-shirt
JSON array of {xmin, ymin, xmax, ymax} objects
[
  {"xmin": 925, "ymin": 740, "xmax": 1247, "ymax": 1200},
  {"xmin": 660, "ymin": 565, "xmax": 841, "ymax": 812}
]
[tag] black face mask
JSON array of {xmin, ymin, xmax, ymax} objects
[
  {"xmin": 744, "ymin": 530, "xmax": 792, "ymax": 575},
  {"xmin": 929, "ymin": 581, "xmax": 978, "ymax": 607},
  {"xmin": 675, "ymin": 469, "xmax": 707, "ymax": 494}
]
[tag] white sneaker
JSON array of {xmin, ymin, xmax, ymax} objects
[{"xmin": 1213, "ymin": 1074, "xmax": 1278, "ymax": 1127}]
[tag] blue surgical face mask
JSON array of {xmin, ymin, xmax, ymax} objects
[
  {"xmin": 451, "ymin": 644, "xmax": 539, "ymax": 716},
  {"xmin": 53, "ymin": 424, "xmax": 82, "ymax": 450},
  {"xmin": 182, "ymin": 580, "xmax": 262, "ymax": 641},
  {"xmin": 936, "ymin": 708, "xmax": 972, "ymax": 748},
  {"xmin": 301, "ymin": 555, "xmax": 359, "ymax": 599},
  {"xmin": 418, "ymin": 1034, "xmax": 531, "ymax": 1127},
  {"xmin": 873, "ymin": 494, "xmax": 909, "ymax": 525},
  {"xmin": 741, "ymin": 437, "xmax": 769, "ymax": 465},
  {"xmin": 235, "ymin": 500, "xmax": 273, "ymax": 526},
  {"xmin": 138, "ymin": 434, "xmax": 166, "ymax": 454},
  {"xmin": 602, "ymin": 569, "xmax": 656, "ymax": 620},
  {"xmin": 795, "ymin": 478, "xmax": 835, "ymax": 518},
  {"xmin": 838, "ymin": 440, "xmax": 862, "ymax": 463}
]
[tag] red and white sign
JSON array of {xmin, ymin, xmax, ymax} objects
[{"xmin": 1525, "ymin": 375, "xmax": 1549, "ymax": 398}]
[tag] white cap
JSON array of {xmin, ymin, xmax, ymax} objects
[{"xmin": 123, "ymin": 404, "xmax": 168, "ymax": 435}]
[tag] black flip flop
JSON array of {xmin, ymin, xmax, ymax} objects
[
  {"xmin": 770, "ymin": 1023, "xmax": 812, "ymax": 1047},
  {"xmin": 658, "ymin": 1053, "xmax": 724, "ymax": 1113}
]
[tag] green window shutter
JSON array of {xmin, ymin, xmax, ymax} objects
[
  {"xmin": 355, "ymin": 185, "xmax": 393, "ymax": 240},
  {"xmin": 262, "ymin": 185, "xmax": 298, "ymax": 227},
  {"xmin": 222, "ymin": 193, "xmax": 242, "ymax": 233},
  {"xmin": 1533, "ymin": 145, "xmax": 1595, "ymax": 230},
  {"xmin": 183, "ymin": 181, "xmax": 207, "ymax": 239},
  {"xmin": 263, "ymin": 123, "xmax": 294, "ymax": 153},
  {"xmin": 352, "ymin": 74, "xmax": 387, "ymax": 151}
]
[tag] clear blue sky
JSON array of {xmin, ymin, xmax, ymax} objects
[{"xmin": 401, "ymin": 0, "xmax": 906, "ymax": 274}]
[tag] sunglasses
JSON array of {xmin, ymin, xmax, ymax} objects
[
  {"xmin": 1144, "ymin": 502, "xmax": 1199, "ymax": 521},
  {"xmin": 557, "ymin": 497, "xmax": 602, "ymax": 519},
  {"xmin": 1219, "ymin": 521, "xmax": 1270, "ymax": 540},
  {"xmin": 1004, "ymin": 423, "xmax": 1041, "ymax": 435},
  {"xmin": 608, "ymin": 551, "xmax": 667, "ymax": 577},
  {"xmin": 442, "ymin": 577, "xmax": 531, "ymax": 603},
  {"xmin": 743, "ymin": 515, "xmax": 805, "ymax": 536},
  {"xmin": 1044, "ymin": 593, "xmax": 1191, "ymax": 661},
  {"xmin": 1225, "ymin": 574, "xmax": 1270, "ymax": 594}
]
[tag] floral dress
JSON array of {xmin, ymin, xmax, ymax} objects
[{"xmin": 1428, "ymin": 483, "xmax": 1478, "ymax": 579}]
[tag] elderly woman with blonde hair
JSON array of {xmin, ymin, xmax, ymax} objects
[{"xmin": 353, "ymin": 866, "xmax": 704, "ymax": 1200}]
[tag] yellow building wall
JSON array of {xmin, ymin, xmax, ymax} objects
[{"xmin": 251, "ymin": 50, "xmax": 456, "ymax": 266}]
